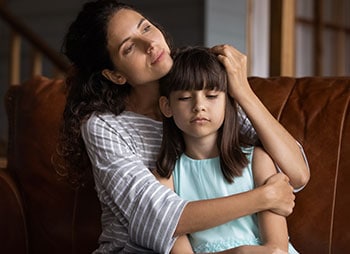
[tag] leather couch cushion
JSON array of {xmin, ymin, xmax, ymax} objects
[{"xmin": 6, "ymin": 76, "xmax": 101, "ymax": 253}]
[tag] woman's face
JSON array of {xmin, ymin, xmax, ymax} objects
[{"xmin": 104, "ymin": 9, "xmax": 173, "ymax": 87}]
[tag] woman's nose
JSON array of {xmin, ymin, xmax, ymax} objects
[{"xmin": 142, "ymin": 38, "xmax": 154, "ymax": 54}]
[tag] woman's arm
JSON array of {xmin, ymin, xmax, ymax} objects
[
  {"xmin": 211, "ymin": 44, "xmax": 310, "ymax": 189},
  {"xmin": 175, "ymin": 171, "xmax": 294, "ymax": 236},
  {"xmin": 154, "ymin": 174, "xmax": 194, "ymax": 254}
]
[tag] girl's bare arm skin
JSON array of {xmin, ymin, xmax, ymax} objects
[{"xmin": 211, "ymin": 44, "xmax": 310, "ymax": 190}]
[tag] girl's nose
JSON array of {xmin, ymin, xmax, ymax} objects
[{"xmin": 192, "ymin": 99, "xmax": 205, "ymax": 112}]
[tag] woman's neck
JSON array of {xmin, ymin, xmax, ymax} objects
[{"xmin": 126, "ymin": 83, "xmax": 162, "ymax": 121}]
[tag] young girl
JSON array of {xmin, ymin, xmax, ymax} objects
[{"xmin": 157, "ymin": 46, "xmax": 299, "ymax": 253}]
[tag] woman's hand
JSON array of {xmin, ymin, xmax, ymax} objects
[
  {"xmin": 264, "ymin": 173, "xmax": 295, "ymax": 216},
  {"xmin": 211, "ymin": 44, "xmax": 252, "ymax": 102}
]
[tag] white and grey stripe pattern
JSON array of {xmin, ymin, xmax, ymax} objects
[{"xmin": 81, "ymin": 111, "xmax": 188, "ymax": 253}]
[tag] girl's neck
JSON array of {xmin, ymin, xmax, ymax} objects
[
  {"xmin": 184, "ymin": 135, "xmax": 219, "ymax": 160},
  {"xmin": 126, "ymin": 82, "xmax": 162, "ymax": 121}
]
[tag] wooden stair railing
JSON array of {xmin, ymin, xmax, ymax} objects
[
  {"xmin": 0, "ymin": 4, "xmax": 70, "ymax": 85},
  {"xmin": 0, "ymin": 4, "xmax": 70, "ymax": 169}
]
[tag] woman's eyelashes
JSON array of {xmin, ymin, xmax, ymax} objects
[
  {"xmin": 123, "ymin": 44, "xmax": 135, "ymax": 55},
  {"xmin": 142, "ymin": 24, "xmax": 152, "ymax": 33}
]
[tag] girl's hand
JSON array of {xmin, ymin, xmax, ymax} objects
[{"xmin": 210, "ymin": 44, "xmax": 252, "ymax": 103}]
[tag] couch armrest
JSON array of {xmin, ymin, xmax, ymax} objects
[{"xmin": 0, "ymin": 169, "xmax": 28, "ymax": 254}]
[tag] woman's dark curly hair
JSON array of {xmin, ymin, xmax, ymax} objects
[{"xmin": 56, "ymin": 0, "xmax": 173, "ymax": 188}]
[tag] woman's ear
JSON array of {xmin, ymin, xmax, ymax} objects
[
  {"xmin": 102, "ymin": 69, "xmax": 127, "ymax": 85},
  {"xmin": 159, "ymin": 96, "xmax": 173, "ymax": 118}
]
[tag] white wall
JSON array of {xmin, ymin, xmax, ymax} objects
[
  {"xmin": 204, "ymin": 0, "xmax": 247, "ymax": 53},
  {"xmin": 249, "ymin": 0, "xmax": 270, "ymax": 77}
]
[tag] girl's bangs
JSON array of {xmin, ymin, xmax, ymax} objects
[{"xmin": 171, "ymin": 50, "xmax": 227, "ymax": 92}]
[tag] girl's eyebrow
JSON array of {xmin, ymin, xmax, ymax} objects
[{"xmin": 118, "ymin": 18, "xmax": 146, "ymax": 50}]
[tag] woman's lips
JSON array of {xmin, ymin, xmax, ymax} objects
[{"xmin": 151, "ymin": 50, "xmax": 164, "ymax": 64}]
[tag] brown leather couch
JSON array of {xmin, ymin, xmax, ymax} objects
[{"xmin": 1, "ymin": 75, "xmax": 349, "ymax": 254}]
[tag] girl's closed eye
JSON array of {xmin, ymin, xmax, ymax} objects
[
  {"xmin": 206, "ymin": 94, "xmax": 218, "ymax": 99},
  {"xmin": 206, "ymin": 91, "xmax": 220, "ymax": 99},
  {"xmin": 176, "ymin": 91, "xmax": 192, "ymax": 101},
  {"xmin": 178, "ymin": 96, "xmax": 191, "ymax": 101}
]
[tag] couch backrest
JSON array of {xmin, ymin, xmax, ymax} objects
[
  {"xmin": 5, "ymin": 75, "xmax": 350, "ymax": 253},
  {"xmin": 250, "ymin": 76, "xmax": 350, "ymax": 254}
]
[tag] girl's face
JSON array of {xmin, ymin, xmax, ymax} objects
[
  {"xmin": 160, "ymin": 89, "xmax": 226, "ymax": 142},
  {"xmin": 103, "ymin": 9, "xmax": 173, "ymax": 87}
]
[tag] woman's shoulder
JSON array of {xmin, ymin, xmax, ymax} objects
[
  {"xmin": 84, "ymin": 111, "xmax": 160, "ymax": 126},
  {"xmin": 82, "ymin": 111, "xmax": 162, "ymax": 136}
]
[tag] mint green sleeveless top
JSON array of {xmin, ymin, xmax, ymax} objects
[{"xmin": 173, "ymin": 147, "xmax": 298, "ymax": 253}]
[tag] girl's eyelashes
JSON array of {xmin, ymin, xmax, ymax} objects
[
  {"xmin": 206, "ymin": 94, "xmax": 218, "ymax": 99},
  {"xmin": 174, "ymin": 90, "xmax": 220, "ymax": 100},
  {"xmin": 174, "ymin": 91, "xmax": 192, "ymax": 100},
  {"xmin": 178, "ymin": 96, "xmax": 191, "ymax": 101}
]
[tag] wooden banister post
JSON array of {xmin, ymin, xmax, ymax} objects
[
  {"xmin": 269, "ymin": 0, "xmax": 296, "ymax": 76},
  {"xmin": 31, "ymin": 49, "xmax": 43, "ymax": 77},
  {"xmin": 9, "ymin": 31, "xmax": 21, "ymax": 85}
]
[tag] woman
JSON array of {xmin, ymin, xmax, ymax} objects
[{"xmin": 58, "ymin": 0, "xmax": 309, "ymax": 253}]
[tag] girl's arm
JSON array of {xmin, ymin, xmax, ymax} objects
[
  {"xmin": 213, "ymin": 147, "xmax": 291, "ymax": 254},
  {"xmin": 252, "ymin": 146, "xmax": 290, "ymax": 253},
  {"xmin": 211, "ymin": 44, "xmax": 310, "ymax": 190}
]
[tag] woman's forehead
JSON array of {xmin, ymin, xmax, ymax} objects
[{"xmin": 107, "ymin": 9, "xmax": 147, "ymax": 45}]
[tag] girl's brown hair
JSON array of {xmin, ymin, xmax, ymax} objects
[{"xmin": 157, "ymin": 46, "xmax": 251, "ymax": 183}]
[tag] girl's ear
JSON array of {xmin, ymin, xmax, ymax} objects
[
  {"xmin": 102, "ymin": 69, "xmax": 127, "ymax": 85},
  {"xmin": 159, "ymin": 96, "xmax": 173, "ymax": 118}
]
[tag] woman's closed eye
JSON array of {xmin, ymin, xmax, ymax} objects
[
  {"xmin": 142, "ymin": 24, "xmax": 152, "ymax": 33},
  {"xmin": 123, "ymin": 43, "xmax": 135, "ymax": 55}
]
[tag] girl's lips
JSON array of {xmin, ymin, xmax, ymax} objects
[{"xmin": 190, "ymin": 117, "xmax": 210, "ymax": 123}]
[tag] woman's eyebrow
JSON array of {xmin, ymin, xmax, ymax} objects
[{"xmin": 118, "ymin": 18, "xmax": 146, "ymax": 50}]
